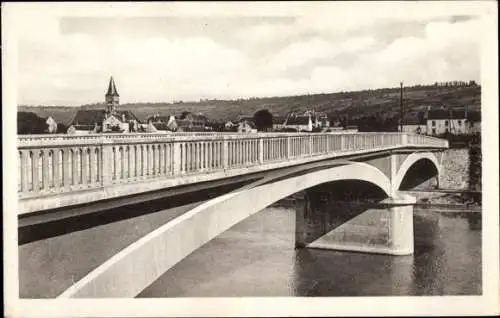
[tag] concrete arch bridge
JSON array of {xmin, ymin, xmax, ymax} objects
[{"xmin": 17, "ymin": 132, "xmax": 447, "ymax": 298}]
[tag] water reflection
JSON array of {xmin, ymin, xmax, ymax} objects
[{"xmin": 139, "ymin": 206, "xmax": 481, "ymax": 297}]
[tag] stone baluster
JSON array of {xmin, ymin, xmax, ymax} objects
[
  {"xmin": 111, "ymin": 146, "xmax": 118, "ymax": 181},
  {"xmin": 72, "ymin": 148, "xmax": 80, "ymax": 186},
  {"xmin": 201, "ymin": 142, "xmax": 206, "ymax": 171},
  {"xmin": 186, "ymin": 143, "xmax": 192, "ymax": 172},
  {"xmin": 62, "ymin": 148, "xmax": 70, "ymax": 188},
  {"xmin": 134, "ymin": 145, "xmax": 139, "ymax": 178},
  {"xmin": 30, "ymin": 151, "xmax": 38, "ymax": 191},
  {"xmin": 164, "ymin": 144, "xmax": 169, "ymax": 175},
  {"xmin": 88, "ymin": 148, "xmax": 95, "ymax": 185},
  {"xmin": 192, "ymin": 143, "xmax": 197, "ymax": 171},
  {"xmin": 173, "ymin": 142, "xmax": 182, "ymax": 175},
  {"xmin": 101, "ymin": 142, "xmax": 114, "ymax": 186},
  {"xmin": 206, "ymin": 142, "xmax": 212, "ymax": 170},
  {"xmin": 81, "ymin": 148, "xmax": 89, "ymax": 187},
  {"xmin": 194, "ymin": 142, "xmax": 198, "ymax": 171},
  {"xmin": 123, "ymin": 146, "xmax": 129, "ymax": 179},
  {"xmin": 94, "ymin": 148, "xmax": 99, "ymax": 184},
  {"xmin": 200, "ymin": 142, "xmax": 204, "ymax": 170},
  {"xmin": 41, "ymin": 150, "xmax": 49, "ymax": 191},
  {"xmin": 129, "ymin": 146, "xmax": 134, "ymax": 179},
  {"xmin": 158, "ymin": 144, "xmax": 164, "ymax": 175},
  {"xmin": 258, "ymin": 138, "xmax": 263, "ymax": 164},
  {"xmin": 141, "ymin": 145, "xmax": 146, "ymax": 177},
  {"xmin": 223, "ymin": 138, "xmax": 229, "ymax": 169},
  {"xmin": 151, "ymin": 145, "xmax": 156, "ymax": 177},
  {"xmin": 147, "ymin": 145, "xmax": 152, "ymax": 177},
  {"xmin": 20, "ymin": 150, "xmax": 29, "ymax": 193},
  {"xmin": 237, "ymin": 140, "xmax": 241, "ymax": 166}
]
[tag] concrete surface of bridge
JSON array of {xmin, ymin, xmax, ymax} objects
[{"xmin": 17, "ymin": 132, "xmax": 448, "ymax": 298}]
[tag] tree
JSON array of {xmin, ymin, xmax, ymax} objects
[
  {"xmin": 253, "ymin": 109, "xmax": 273, "ymax": 132},
  {"xmin": 56, "ymin": 123, "xmax": 68, "ymax": 134},
  {"xmin": 17, "ymin": 112, "xmax": 48, "ymax": 134}
]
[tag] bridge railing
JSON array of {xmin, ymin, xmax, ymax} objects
[{"xmin": 17, "ymin": 132, "xmax": 448, "ymax": 200}]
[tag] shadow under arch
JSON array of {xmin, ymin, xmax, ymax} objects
[
  {"xmin": 393, "ymin": 152, "xmax": 441, "ymax": 192},
  {"xmin": 59, "ymin": 161, "xmax": 392, "ymax": 298}
]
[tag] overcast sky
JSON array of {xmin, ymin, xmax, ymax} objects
[{"xmin": 11, "ymin": 2, "xmax": 494, "ymax": 106}]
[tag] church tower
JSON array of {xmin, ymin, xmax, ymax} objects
[{"xmin": 105, "ymin": 76, "xmax": 120, "ymax": 113}]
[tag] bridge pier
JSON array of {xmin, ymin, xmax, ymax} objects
[{"xmin": 295, "ymin": 189, "xmax": 416, "ymax": 256}]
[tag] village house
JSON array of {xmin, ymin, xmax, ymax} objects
[
  {"xmin": 224, "ymin": 120, "xmax": 237, "ymax": 131},
  {"xmin": 147, "ymin": 114, "xmax": 178, "ymax": 131},
  {"xmin": 67, "ymin": 77, "xmax": 141, "ymax": 134},
  {"xmin": 237, "ymin": 118, "xmax": 257, "ymax": 133},
  {"xmin": 283, "ymin": 113, "xmax": 313, "ymax": 132},
  {"xmin": 176, "ymin": 112, "xmax": 207, "ymax": 132},
  {"xmin": 316, "ymin": 115, "xmax": 330, "ymax": 129},
  {"xmin": 272, "ymin": 116, "xmax": 287, "ymax": 131},
  {"xmin": 309, "ymin": 111, "xmax": 330, "ymax": 129},
  {"xmin": 426, "ymin": 107, "xmax": 472, "ymax": 136}
]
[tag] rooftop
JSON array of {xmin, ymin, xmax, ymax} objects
[{"xmin": 285, "ymin": 116, "xmax": 311, "ymax": 126}]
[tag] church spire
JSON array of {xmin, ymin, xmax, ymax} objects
[
  {"xmin": 106, "ymin": 76, "xmax": 119, "ymax": 97},
  {"xmin": 105, "ymin": 76, "xmax": 120, "ymax": 113}
]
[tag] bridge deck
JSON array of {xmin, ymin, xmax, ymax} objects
[{"xmin": 17, "ymin": 132, "xmax": 448, "ymax": 214}]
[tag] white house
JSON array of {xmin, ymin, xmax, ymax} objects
[
  {"xmin": 272, "ymin": 116, "xmax": 287, "ymax": 131},
  {"xmin": 427, "ymin": 109, "xmax": 468, "ymax": 136},
  {"xmin": 237, "ymin": 120, "xmax": 257, "ymax": 133}
]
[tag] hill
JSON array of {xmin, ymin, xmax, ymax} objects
[{"xmin": 18, "ymin": 84, "xmax": 481, "ymax": 125}]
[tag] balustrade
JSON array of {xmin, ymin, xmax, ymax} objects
[{"xmin": 17, "ymin": 132, "xmax": 447, "ymax": 199}]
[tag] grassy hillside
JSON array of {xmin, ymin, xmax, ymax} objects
[{"xmin": 18, "ymin": 84, "xmax": 481, "ymax": 125}]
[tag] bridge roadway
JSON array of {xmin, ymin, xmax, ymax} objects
[
  {"xmin": 17, "ymin": 132, "xmax": 448, "ymax": 298},
  {"xmin": 18, "ymin": 132, "xmax": 447, "ymax": 215}
]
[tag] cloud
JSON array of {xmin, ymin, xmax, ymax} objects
[
  {"xmin": 11, "ymin": 3, "xmax": 489, "ymax": 106},
  {"xmin": 268, "ymin": 36, "xmax": 376, "ymax": 73}
]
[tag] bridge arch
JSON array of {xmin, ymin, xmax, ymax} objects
[
  {"xmin": 59, "ymin": 162, "xmax": 392, "ymax": 298},
  {"xmin": 393, "ymin": 152, "xmax": 441, "ymax": 192}
]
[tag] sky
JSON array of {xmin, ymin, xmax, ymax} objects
[{"xmin": 9, "ymin": 2, "xmax": 495, "ymax": 106}]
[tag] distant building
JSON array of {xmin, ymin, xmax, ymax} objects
[
  {"xmin": 426, "ymin": 108, "xmax": 469, "ymax": 136},
  {"xmin": 316, "ymin": 115, "xmax": 330, "ymax": 129},
  {"xmin": 68, "ymin": 77, "xmax": 140, "ymax": 134},
  {"xmin": 272, "ymin": 116, "xmax": 287, "ymax": 131},
  {"xmin": 284, "ymin": 114, "xmax": 313, "ymax": 132},
  {"xmin": 147, "ymin": 114, "xmax": 177, "ymax": 131},
  {"xmin": 224, "ymin": 120, "xmax": 237, "ymax": 130},
  {"xmin": 237, "ymin": 119, "xmax": 257, "ymax": 133},
  {"xmin": 176, "ymin": 112, "xmax": 207, "ymax": 132}
]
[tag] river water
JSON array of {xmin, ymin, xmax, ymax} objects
[
  {"xmin": 139, "ymin": 205, "xmax": 481, "ymax": 297},
  {"xmin": 19, "ymin": 149, "xmax": 481, "ymax": 298}
]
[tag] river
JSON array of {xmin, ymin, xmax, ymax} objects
[
  {"xmin": 19, "ymin": 149, "xmax": 481, "ymax": 298},
  {"xmin": 138, "ymin": 205, "xmax": 481, "ymax": 297}
]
